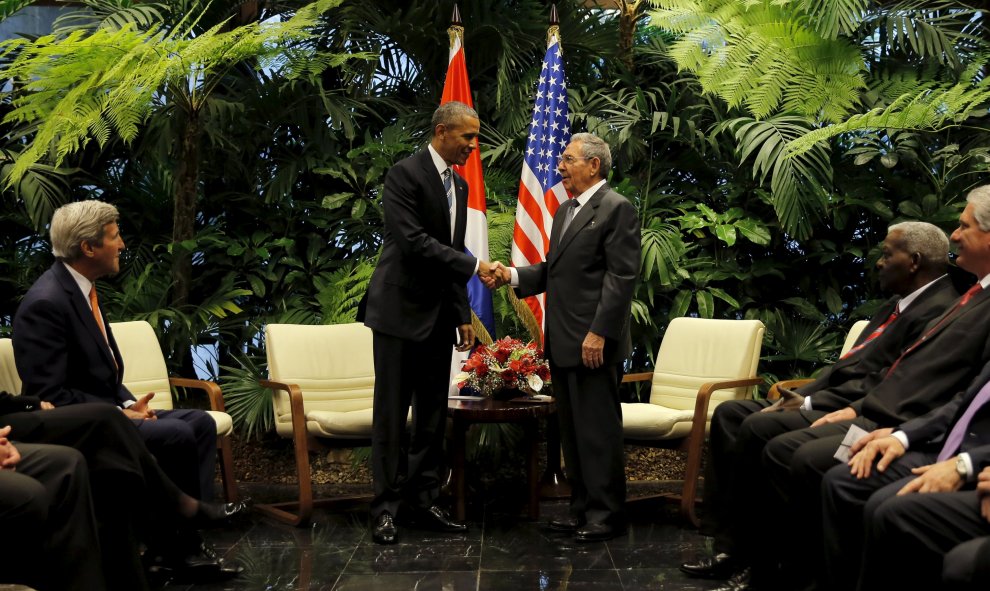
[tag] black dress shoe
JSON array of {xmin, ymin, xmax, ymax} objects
[
  {"xmin": 149, "ymin": 542, "xmax": 243, "ymax": 584},
  {"xmin": 711, "ymin": 567, "xmax": 754, "ymax": 591},
  {"xmin": 193, "ymin": 498, "xmax": 251, "ymax": 527},
  {"xmin": 548, "ymin": 516, "xmax": 584, "ymax": 532},
  {"xmin": 415, "ymin": 505, "xmax": 467, "ymax": 533},
  {"xmin": 680, "ymin": 552, "xmax": 739, "ymax": 579},
  {"xmin": 574, "ymin": 522, "xmax": 623, "ymax": 542},
  {"xmin": 372, "ymin": 512, "xmax": 398, "ymax": 544}
]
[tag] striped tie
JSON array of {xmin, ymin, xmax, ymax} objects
[{"xmin": 442, "ymin": 168, "xmax": 453, "ymax": 211}]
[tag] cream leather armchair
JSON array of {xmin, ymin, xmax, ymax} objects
[
  {"xmin": 621, "ymin": 317, "xmax": 765, "ymax": 527},
  {"xmin": 110, "ymin": 320, "xmax": 238, "ymax": 502},
  {"xmin": 0, "ymin": 339, "xmax": 20, "ymax": 395},
  {"xmin": 258, "ymin": 322, "xmax": 391, "ymax": 526}
]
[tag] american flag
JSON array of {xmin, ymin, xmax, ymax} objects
[{"xmin": 510, "ymin": 30, "xmax": 571, "ymax": 333}]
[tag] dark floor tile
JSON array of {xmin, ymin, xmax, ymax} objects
[
  {"xmin": 239, "ymin": 511, "xmax": 363, "ymax": 548},
  {"xmin": 332, "ymin": 571, "xmax": 478, "ymax": 590},
  {"xmin": 480, "ymin": 519, "xmax": 614, "ymax": 571},
  {"xmin": 618, "ymin": 568, "xmax": 726, "ymax": 590},
  {"xmin": 606, "ymin": 519, "xmax": 713, "ymax": 570},
  {"xmin": 344, "ymin": 543, "xmax": 480, "ymax": 574},
  {"xmin": 479, "ymin": 569, "xmax": 623, "ymax": 590}
]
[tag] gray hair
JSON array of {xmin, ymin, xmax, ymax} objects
[
  {"xmin": 50, "ymin": 200, "xmax": 119, "ymax": 261},
  {"xmin": 888, "ymin": 221, "xmax": 950, "ymax": 267},
  {"xmin": 570, "ymin": 132, "xmax": 612, "ymax": 176},
  {"xmin": 431, "ymin": 101, "xmax": 478, "ymax": 132},
  {"xmin": 966, "ymin": 185, "xmax": 990, "ymax": 232}
]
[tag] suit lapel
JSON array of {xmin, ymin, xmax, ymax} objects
[
  {"xmin": 51, "ymin": 263, "xmax": 119, "ymax": 372},
  {"xmin": 912, "ymin": 285, "xmax": 990, "ymax": 354},
  {"xmin": 418, "ymin": 150, "xmax": 453, "ymax": 245},
  {"xmin": 552, "ymin": 184, "xmax": 607, "ymax": 265},
  {"xmin": 452, "ymin": 170, "xmax": 468, "ymax": 248}
]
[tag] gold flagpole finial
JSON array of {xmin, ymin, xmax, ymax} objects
[
  {"xmin": 448, "ymin": 3, "xmax": 464, "ymax": 48},
  {"xmin": 548, "ymin": 3, "xmax": 560, "ymax": 47}
]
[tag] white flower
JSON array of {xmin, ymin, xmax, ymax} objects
[
  {"xmin": 452, "ymin": 372, "xmax": 471, "ymax": 386},
  {"xmin": 526, "ymin": 373, "xmax": 544, "ymax": 393}
]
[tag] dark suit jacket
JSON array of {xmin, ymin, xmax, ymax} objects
[
  {"xmin": 515, "ymin": 183, "xmax": 640, "ymax": 367},
  {"xmin": 852, "ymin": 284, "xmax": 990, "ymax": 426},
  {"xmin": 13, "ymin": 263, "xmax": 133, "ymax": 407},
  {"xmin": 808, "ymin": 276, "xmax": 959, "ymax": 410},
  {"xmin": 364, "ymin": 149, "xmax": 476, "ymax": 342},
  {"xmin": 899, "ymin": 358, "xmax": 990, "ymax": 470}
]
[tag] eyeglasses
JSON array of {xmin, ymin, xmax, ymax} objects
[{"xmin": 559, "ymin": 155, "xmax": 591, "ymax": 165}]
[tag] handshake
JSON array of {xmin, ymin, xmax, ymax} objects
[{"xmin": 478, "ymin": 260, "xmax": 511, "ymax": 289}]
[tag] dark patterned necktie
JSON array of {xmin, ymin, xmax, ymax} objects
[{"xmin": 442, "ymin": 168, "xmax": 453, "ymax": 211}]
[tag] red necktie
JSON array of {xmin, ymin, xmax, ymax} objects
[
  {"xmin": 886, "ymin": 283, "xmax": 983, "ymax": 376},
  {"xmin": 840, "ymin": 307, "xmax": 900, "ymax": 360}
]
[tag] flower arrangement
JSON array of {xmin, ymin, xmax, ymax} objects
[{"xmin": 453, "ymin": 337, "xmax": 552, "ymax": 397}]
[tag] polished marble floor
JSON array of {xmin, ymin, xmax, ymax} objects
[{"xmin": 167, "ymin": 483, "xmax": 727, "ymax": 591}]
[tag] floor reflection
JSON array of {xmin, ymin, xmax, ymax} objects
[{"xmin": 165, "ymin": 483, "xmax": 726, "ymax": 591}]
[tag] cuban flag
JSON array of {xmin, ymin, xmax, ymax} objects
[
  {"xmin": 442, "ymin": 15, "xmax": 494, "ymax": 391},
  {"xmin": 510, "ymin": 28, "xmax": 571, "ymax": 336}
]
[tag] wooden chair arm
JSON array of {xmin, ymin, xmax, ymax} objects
[
  {"xmin": 621, "ymin": 372, "xmax": 654, "ymax": 383},
  {"xmin": 691, "ymin": 376, "xmax": 765, "ymax": 429},
  {"xmin": 766, "ymin": 378, "xmax": 814, "ymax": 401},
  {"xmin": 169, "ymin": 376, "xmax": 226, "ymax": 412},
  {"xmin": 259, "ymin": 379, "xmax": 308, "ymax": 442}
]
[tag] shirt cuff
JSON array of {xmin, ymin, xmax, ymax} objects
[
  {"xmin": 509, "ymin": 267, "xmax": 519, "ymax": 287},
  {"xmin": 473, "ymin": 259, "xmax": 480, "ymax": 275},
  {"xmin": 802, "ymin": 396, "xmax": 813, "ymax": 411},
  {"xmin": 959, "ymin": 452, "xmax": 975, "ymax": 481},
  {"xmin": 892, "ymin": 430, "xmax": 910, "ymax": 450},
  {"xmin": 122, "ymin": 400, "xmax": 135, "ymax": 409}
]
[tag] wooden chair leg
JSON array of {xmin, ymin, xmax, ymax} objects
[
  {"xmin": 217, "ymin": 436, "xmax": 239, "ymax": 503},
  {"xmin": 679, "ymin": 437, "xmax": 705, "ymax": 528},
  {"xmin": 255, "ymin": 430, "xmax": 314, "ymax": 526}
]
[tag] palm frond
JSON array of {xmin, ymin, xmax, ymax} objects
[
  {"xmin": 787, "ymin": 75, "xmax": 990, "ymax": 157},
  {"xmin": 719, "ymin": 115, "xmax": 831, "ymax": 239}
]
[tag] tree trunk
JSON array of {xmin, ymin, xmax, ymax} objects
[
  {"xmin": 171, "ymin": 111, "xmax": 200, "ymax": 309},
  {"xmin": 617, "ymin": 0, "xmax": 643, "ymax": 73}
]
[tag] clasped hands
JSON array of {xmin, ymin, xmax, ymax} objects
[
  {"xmin": 477, "ymin": 260, "xmax": 510, "ymax": 289},
  {"xmin": 845, "ymin": 427, "xmax": 974, "ymax": 501}
]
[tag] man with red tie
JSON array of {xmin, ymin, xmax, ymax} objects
[
  {"xmin": 12, "ymin": 201, "xmax": 219, "ymax": 502},
  {"xmin": 681, "ymin": 221, "xmax": 958, "ymax": 588},
  {"xmin": 737, "ymin": 185, "xmax": 990, "ymax": 591}
]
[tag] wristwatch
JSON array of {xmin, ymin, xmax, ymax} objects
[{"xmin": 955, "ymin": 456, "xmax": 970, "ymax": 481}]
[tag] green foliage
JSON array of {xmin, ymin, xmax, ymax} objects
[
  {"xmin": 0, "ymin": 0, "xmax": 356, "ymax": 186},
  {"xmin": 650, "ymin": 0, "xmax": 866, "ymax": 123},
  {"xmin": 1, "ymin": 0, "xmax": 988, "ymax": 440}
]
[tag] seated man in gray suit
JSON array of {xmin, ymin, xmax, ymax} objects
[
  {"xmin": 822, "ymin": 380, "xmax": 990, "ymax": 591},
  {"xmin": 0, "ymin": 427, "xmax": 103, "ymax": 591}
]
